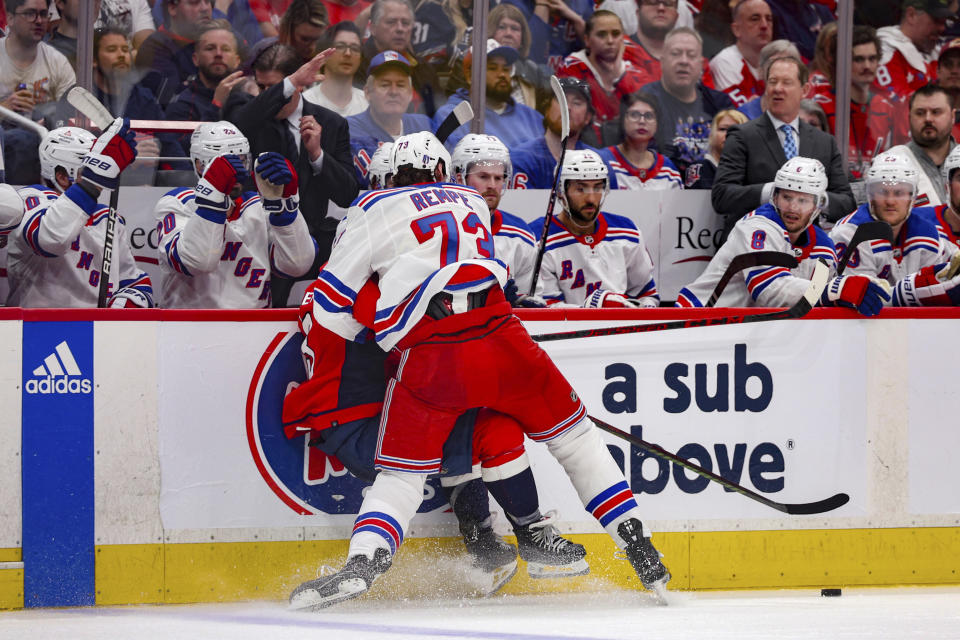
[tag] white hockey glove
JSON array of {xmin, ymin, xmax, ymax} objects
[
  {"xmin": 584, "ymin": 289, "xmax": 647, "ymax": 309},
  {"xmin": 107, "ymin": 287, "xmax": 153, "ymax": 308},
  {"xmin": 195, "ymin": 154, "xmax": 248, "ymax": 216},
  {"xmin": 254, "ymin": 152, "xmax": 300, "ymax": 216},
  {"xmin": 78, "ymin": 117, "xmax": 137, "ymax": 192},
  {"xmin": 822, "ymin": 275, "xmax": 891, "ymax": 316},
  {"xmin": 892, "ymin": 257, "xmax": 960, "ymax": 307}
]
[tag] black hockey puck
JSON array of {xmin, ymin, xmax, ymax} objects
[{"xmin": 821, "ymin": 588, "xmax": 842, "ymax": 597}]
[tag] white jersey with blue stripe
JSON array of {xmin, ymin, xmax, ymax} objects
[
  {"xmin": 0, "ymin": 183, "xmax": 29, "ymax": 306},
  {"xmin": 829, "ymin": 204, "xmax": 957, "ymax": 290},
  {"xmin": 6, "ymin": 184, "xmax": 153, "ymax": 308},
  {"xmin": 313, "ymin": 182, "xmax": 509, "ymax": 350},
  {"xmin": 676, "ymin": 203, "xmax": 837, "ymax": 308},
  {"xmin": 530, "ymin": 211, "xmax": 658, "ymax": 306},
  {"xmin": 492, "ymin": 208, "xmax": 538, "ymax": 293},
  {"xmin": 154, "ymin": 187, "xmax": 317, "ymax": 308}
]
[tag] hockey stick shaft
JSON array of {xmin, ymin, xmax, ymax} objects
[
  {"xmin": 588, "ymin": 416, "xmax": 850, "ymax": 515},
  {"xmin": 528, "ymin": 76, "xmax": 570, "ymax": 296},
  {"xmin": 836, "ymin": 220, "xmax": 892, "ymax": 275},
  {"xmin": 705, "ymin": 251, "xmax": 798, "ymax": 307},
  {"xmin": 532, "ymin": 259, "xmax": 829, "ymax": 342},
  {"xmin": 97, "ymin": 193, "xmax": 118, "ymax": 308},
  {"xmin": 0, "ymin": 104, "xmax": 49, "ymax": 138}
]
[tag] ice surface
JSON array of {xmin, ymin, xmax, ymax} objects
[{"xmin": 2, "ymin": 587, "xmax": 958, "ymax": 640}]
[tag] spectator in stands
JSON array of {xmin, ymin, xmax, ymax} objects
[
  {"xmin": 808, "ymin": 24, "xmax": 895, "ymax": 179},
  {"xmin": 432, "ymin": 39, "xmax": 543, "ymax": 151},
  {"xmin": 223, "ymin": 44, "xmax": 359, "ymax": 305},
  {"xmin": 48, "ymin": 0, "xmax": 103, "ymax": 68},
  {"xmin": 695, "ymin": 0, "xmax": 734, "ymax": 60},
  {"xmin": 712, "ymin": 55, "xmax": 855, "ymax": 235},
  {"xmin": 0, "ymin": 0, "xmax": 77, "ymax": 184},
  {"xmin": 346, "ymin": 50, "xmax": 431, "ymax": 186},
  {"xmin": 765, "ymin": 0, "xmax": 834, "ymax": 62},
  {"xmin": 166, "ymin": 20, "xmax": 245, "ymax": 146},
  {"xmin": 361, "ymin": 0, "xmax": 442, "ymax": 116},
  {"xmin": 939, "ymin": 39, "xmax": 960, "ymax": 141},
  {"xmin": 684, "ymin": 108, "xmax": 748, "ymax": 188},
  {"xmin": 151, "ymin": 0, "xmax": 262, "ymax": 48},
  {"xmin": 135, "ymin": 0, "xmax": 213, "ymax": 107},
  {"xmin": 736, "ymin": 38, "xmax": 801, "ymax": 120},
  {"xmin": 498, "ymin": 0, "xmax": 591, "ymax": 70},
  {"xmin": 799, "ymin": 99, "xmax": 828, "ymax": 132},
  {"xmin": 278, "ymin": 0, "xmax": 327, "ymax": 64},
  {"xmin": 623, "ymin": 0, "xmax": 679, "ymax": 80},
  {"xmin": 510, "ymin": 76, "xmax": 601, "ymax": 189},
  {"xmin": 488, "ymin": 3, "xmax": 550, "ymax": 108},
  {"xmin": 411, "ymin": 0, "xmax": 469, "ymax": 70},
  {"xmin": 887, "ymin": 84, "xmax": 957, "ymax": 207},
  {"xmin": 709, "ymin": 0, "xmax": 772, "ymax": 107},
  {"xmin": 302, "ymin": 22, "xmax": 367, "ymax": 116},
  {"xmin": 641, "ymin": 27, "xmax": 734, "ymax": 175},
  {"xmin": 248, "ymin": 0, "xmax": 291, "ymax": 37},
  {"xmin": 325, "ymin": 0, "xmax": 373, "ymax": 26},
  {"xmin": 598, "ymin": 91, "xmax": 683, "ymax": 190},
  {"xmin": 98, "ymin": 0, "xmax": 156, "ymax": 51},
  {"xmin": 558, "ymin": 11, "xmax": 654, "ymax": 125},
  {"xmin": 875, "ymin": 0, "xmax": 957, "ymax": 107}
]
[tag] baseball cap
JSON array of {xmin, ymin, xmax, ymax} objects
[
  {"xmin": 368, "ymin": 50, "xmax": 413, "ymax": 75},
  {"xmin": 902, "ymin": 0, "xmax": 956, "ymax": 19},
  {"xmin": 940, "ymin": 37, "xmax": 960, "ymax": 59},
  {"xmin": 482, "ymin": 38, "xmax": 519, "ymax": 65}
]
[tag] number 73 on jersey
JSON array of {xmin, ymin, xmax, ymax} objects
[{"xmin": 411, "ymin": 210, "xmax": 495, "ymax": 266}]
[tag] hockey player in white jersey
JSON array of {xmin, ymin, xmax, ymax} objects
[
  {"xmin": 451, "ymin": 133, "xmax": 541, "ymax": 303},
  {"xmin": 154, "ymin": 122, "xmax": 317, "ymax": 308},
  {"xmin": 531, "ymin": 149, "xmax": 659, "ymax": 308},
  {"xmin": 677, "ymin": 156, "xmax": 889, "ymax": 316},
  {"xmin": 366, "ymin": 142, "xmax": 394, "ymax": 190},
  {"xmin": 288, "ymin": 131, "xmax": 669, "ymax": 611},
  {"xmin": 0, "ymin": 184, "xmax": 24, "ymax": 305},
  {"xmin": 829, "ymin": 151, "xmax": 960, "ymax": 307},
  {"xmin": 7, "ymin": 120, "xmax": 154, "ymax": 308}
]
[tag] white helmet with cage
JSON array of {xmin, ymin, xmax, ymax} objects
[
  {"xmin": 865, "ymin": 151, "xmax": 919, "ymax": 219},
  {"xmin": 189, "ymin": 121, "xmax": 251, "ymax": 178},
  {"xmin": 39, "ymin": 127, "xmax": 96, "ymax": 185},
  {"xmin": 391, "ymin": 131, "xmax": 451, "ymax": 181},
  {"xmin": 451, "ymin": 134, "xmax": 512, "ymax": 184},
  {"xmin": 772, "ymin": 156, "xmax": 828, "ymax": 230},
  {"xmin": 558, "ymin": 149, "xmax": 608, "ymax": 210},
  {"xmin": 368, "ymin": 142, "xmax": 394, "ymax": 190}
]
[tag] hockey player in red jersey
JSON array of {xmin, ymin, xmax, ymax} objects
[{"xmin": 287, "ymin": 131, "xmax": 669, "ymax": 610}]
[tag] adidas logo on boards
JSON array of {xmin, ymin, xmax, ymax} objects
[{"xmin": 25, "ymin": 340, "xmax": 92, "ymax": 395}]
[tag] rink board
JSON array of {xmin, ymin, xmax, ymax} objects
[{"xmin": 2, "ymin": 308, "xmax": 960, "ymax": 608}]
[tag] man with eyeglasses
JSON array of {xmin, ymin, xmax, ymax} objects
[
  {"xmin": 303, "ymin": 22, "xmax": 368, "ymax": 117},
  {"xmin": 135, "ymin": 0, "xmax": 213, "ymax": 108}
]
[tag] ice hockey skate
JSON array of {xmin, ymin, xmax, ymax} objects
[
  {"xmin": 514, "ymin": 512, "xmax": 589, "ymax": 579},
  {"xmin": 617, "ymin": 518, "xmax": 670, "ymax": 604},
  {"xmin": 461, "ymin": 520, "xmax": 519, "ymax": 595},
  {"xmin": 288, "ymin": 548, "xmax": 392, "ymax": 611}
]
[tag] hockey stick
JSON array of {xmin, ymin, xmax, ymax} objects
[
  {"xmin": 836, "ymin": 220, "xmax": 893, "ymax": 275},
  {"xmin": 532, "ymin": 259, "xmax": 829, "ymax": 343},
  {"xmin": 528, "ymin": 76, "xmax": 570, "ymax": 296},
  {"xmin": 0, "ymin": 104, "xmax": 49, "ymax": 138},
  {"xmin": 705, "ymin": 251, "xmax": 799, "ymax": 307},
  {"xmin": 588, "ymin": 415, "xmax": 850, "ymax": 515},
  {"xmin": 435, "ymin": 101, "xmax": 474, "ymax": 144},
  {"xmin": 65, "ymin": 85, "xmax": 119, "ymax": 308}
]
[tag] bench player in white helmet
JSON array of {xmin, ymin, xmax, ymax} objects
[
  {"xmin": 451, "ymin": 134, "xmax": 541, "ymax": 305},
  {"xmin": 154, "ymin": 122, "xmax": 317, "ymax": 308},
  {"xmin": 830, "ymin": 151, "xmax": 960, "ymax": 307},
  {"xmin": 366, "ymin": 142, "xmax": 394, "ymax": 190},
  {"xmin": 7, "ymin": 120, "xmax": 155, "ymax": 308},
  {"xmin": 924, "ymin": 145, "xmax": 960, "ymax": 252},
  {"xmin": 288, "ymin": 130, "xmax": 669, "ymax": 611},
  {"xmin": 0, "ymin": 184, "xmax": 24, "ymax": 304},
  {"xmin": 530, "ymin": 149, "xmax": 659, "ymax": 308}
]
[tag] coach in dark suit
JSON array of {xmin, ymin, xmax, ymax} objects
[
  {"xmin": 712, "ymin": 56, "xmax": 855, "ymax": 238},
  {"xmin": 223, "ymin": 44, "xmax": 360, "ymax": 306}
]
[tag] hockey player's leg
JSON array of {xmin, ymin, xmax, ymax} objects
[
  {"xmin": 543, "ymin": 418, "xmax": 670, "ymax": 592},
  {"xmin": 289, "ymin": 470, "xmax": 425, "ymax": 610}
]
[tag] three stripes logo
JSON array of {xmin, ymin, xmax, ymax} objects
[{"xmin": 25, "ymin": 340, "xmax": 92, "ymax": 395}]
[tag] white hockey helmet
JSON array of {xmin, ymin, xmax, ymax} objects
[
  {"xmin": 558, "ymin": 149, "xmax": 609, "ymax": 210},
  {"xmin": 865, "ymin": 151, "xmax": 919, "ymax": 218},
  {"xmin": 451, "ymin": 134, "xmax": 512, "ymax": 184},
  {"xmin": 39, "ymin": 127, "xmax": 96, "ymax": 184},
  {"xmin": 189, "ymin": 121, "xmax": 251, "ymax": 177},
  {"xmin": 368, "ymin": 142, "xmax": 395, "ymax": 190},
  {"xmin": 391, "ymin": 130, "xmax": 451, "ymax": 181},
  {"xmin": 942, "ymin": 145, "xmax": 960, "ymax": 188},
  {"xmin": 772, "ymin": 156, "xmax": 828, "ymax": 229}
]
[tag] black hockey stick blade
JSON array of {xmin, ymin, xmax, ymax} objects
[
  {"xmin": 589, "ymin": 416, "xmax": 850, "ymax": 515},
  {"xmin": 435, "ymin": 101, "xmax": 473, "ymax": 144},
  {"xmin": 533, "ymin": 259, "xmax": 829, "ymax": 343},
  {"xmin": 706, "ymin": 251, "xmax": 799, "ymax": 307},
  {"xmin": 836, "ymin": 220, "xmax": 893, "ymax": 274}
]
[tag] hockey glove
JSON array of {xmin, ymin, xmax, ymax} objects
[
  {"xmin": 107, "ymin": 287, "xmax": 154, "ymax": 308},
  {"xmin": 892, "ymin": 258, "xmax": 960, "ymax": 306},
  {"xmin": 254, "ymin": 152, "xmax": 299, "ymax": 215},
  {"xmin": 78, "ymin": 117, "xmax": 137, "ymax": 192},
  {"xmin": 503, "ymin": 278, "xmax": 547, "ymax": 308},
  {"xmin": 823, "ymin": 275, "xmax": 891, "ymax": 316},
  {"xmin": 195, "ymin": 154, "xmax": 248, "ymax": 218},
  {"xmin": 584, "ymin": 289, "xmax": 644, "ymax": 309}
]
